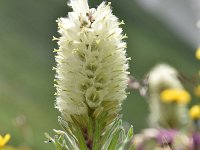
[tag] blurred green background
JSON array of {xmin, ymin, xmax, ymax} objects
[{"xmin": 0, "ymin": 0, "xmax": 199, "ymax": 149}]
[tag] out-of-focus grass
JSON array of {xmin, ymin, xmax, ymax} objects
[{"xmin": 0, "ymin": 0, "xmax": 198, "ymax": 149}]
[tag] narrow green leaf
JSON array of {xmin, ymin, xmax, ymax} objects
[
  {"xmin": 92, "ymin": 120, "xmax": 100, "ymax": 150},
  {"xmin": 127, "ymin": 125, "xmax": 133, "ymax": 139},
  {"xmin": 69, "ymin": 119, "xmax": 88, "ymax": 150},
  {"xmin": 93, "ymin": 111, "xmax": 111, "ymax": 150},
  {"xmin": 118, "ymin": 125, "xmax": 134, "ymax": 150},
  {"xmin": 76, "ymin": 127, "xmax": 88, "ymax": 150},
  {"xmin": 101, "ymin": 118, "xmax": 120, "ymax": 146},
  {"xmin": 88, "ymin": 117, "xmax": 94, "ymax": 138},
  {"xmin": 54, "ymin": 135, "xmax": 64, "ymax": 150},
  {"xmin": 63, "ymin": 133, "xmax": 77, "ymax": 150},
  {"xmin": 107, "ymin": 129, "xmax": 121, "ymax": 150}
]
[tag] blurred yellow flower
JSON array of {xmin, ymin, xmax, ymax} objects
[
  {"xmin": 160, "ymin": 89, "xmax": 191, "ymax": 104},
  {"xmin": 195, "ymin": 47, "xmax": 200, "ymax": 60},
  {"xmin": 0, "ymin": 134, "xmax": 10, "ymax": 148},
  {"xmin": 194, "ymin": 85, "xmax": 200, "ymax": 97},
  {"xmin": 189, "ymin": 105, "xmax": 200, "ymax": 120}
]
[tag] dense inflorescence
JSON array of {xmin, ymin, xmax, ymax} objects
[
  {"xmin": 54, "ymin": 0, "xmax": 129, "ymax": 126},
  {"xmin": 148, "ymin": 64, "xmax": 189, "ymax": 129},
  {"xmin": 49, "ymin": 1, "xmax": 132, "ymax": 149}
]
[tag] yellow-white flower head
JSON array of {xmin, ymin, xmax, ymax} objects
[
  {"xmin": 54, "ymin": 0, "xmax": 129, "ymax": 123},
  {"xmin": 148, "ymin": 64, "xmax": 182, "ymax": 92},
  {"xmin": 148, "ymin": 64, "xmax": 188, "ymax": 129}
]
